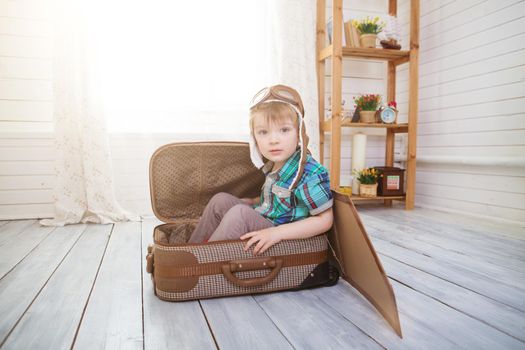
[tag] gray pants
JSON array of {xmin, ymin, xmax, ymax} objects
[{"xmin": 187, "ymin": 192, "xmax": 275, "ymax": 243}]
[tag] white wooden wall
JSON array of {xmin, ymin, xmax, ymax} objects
[
  {"xmin": 1, "ymin": 0, "xmax": 524, "ymax": 224},
  {"xmin": 0, "ymin": 0, "xmax": 54, "ymax": 219},
  {"xmin": 396, "ymin": 0, "xmax": 525, "ymax": 224}
]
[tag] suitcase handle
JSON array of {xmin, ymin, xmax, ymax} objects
[{"xmin": 222, "ymin": 257, "xmax": 283, "ymax": 287}]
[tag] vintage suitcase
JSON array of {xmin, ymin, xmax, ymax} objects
[
  {"xmin": 146, "ymin": 142, "xmax": 339, "ymax": 301},
  {"xmin": 146, "ymin": 141, "xmax": 402, "ymax": 337}
]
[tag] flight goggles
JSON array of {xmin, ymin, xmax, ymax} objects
[{"xmin": 249, "ymin": 84, "xmax": 304, "ymax": 117}]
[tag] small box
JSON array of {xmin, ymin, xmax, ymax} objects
[{"xmin": 374, "ymin": 166, "xmax": 405, "ymax": 196}]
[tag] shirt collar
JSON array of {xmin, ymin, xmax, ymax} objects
[{"xmin": 261, "ymin": 148, "xmax": 302, "ymax": 182}]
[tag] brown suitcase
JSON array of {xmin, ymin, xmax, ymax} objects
[
  {"xmin": 146, "ymin": 142, "xmax": 338, "ymax": 301},
  {"xmin": 146, "ymin": 141, "xmax": 401, "ymax": 337}
]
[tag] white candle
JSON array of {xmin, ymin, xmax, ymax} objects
[{"xmin": 351, "ymin": 132, "xmax": 367, "ymax": 195}]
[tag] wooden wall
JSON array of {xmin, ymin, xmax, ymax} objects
[
  {"xmin": 1, "ymin": 0, "xmax": 523, "ymax": 224},
  {"xmin": 322, "ymin": 0, "xmax": 525, "ymax": 224},
  {"xmin": 0, "ymin": 0, "xmax": 54, "ymax": 219},
  {"xmin": 396, "ymin": 0, "xmax": 525, "ymax": 224}
]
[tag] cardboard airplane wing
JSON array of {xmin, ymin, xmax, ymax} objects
[{"xmin": 329, "ymin": 191, "xmax": 402, "ymax": 337}]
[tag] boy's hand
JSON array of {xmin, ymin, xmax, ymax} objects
[{"xmin": 240, "ymin": 227, "xmax": 281, "ymax": 255}]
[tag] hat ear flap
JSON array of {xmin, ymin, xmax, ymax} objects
[
  {"xmin": 290, "ymin": 118, "xmax": 309, "ymax": 189},
  {"xmin": 249, "ymin": 136, "xmax": 265, "ymax": 169}
]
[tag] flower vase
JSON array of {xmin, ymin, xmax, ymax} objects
[
  {"xmin": 360, "ymin": 34, "xmax": 377, "ymax": 48},
  {"xmin": 359, "ymin": 110, "xmax": 376, "ymax": 123},
  {"xmin": 359, "ymin": 183, "xmax": 378, "ymax": 197}
]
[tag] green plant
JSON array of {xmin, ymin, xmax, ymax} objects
[
  {"xmin": 352, "ymin": 16, "xmax": 385, "ymax": 35},
  {"xmin": 353, "ymin": 168, "xmax": 381, "ymax": 184},
  {"xmin": 353, "ymin": 94, "xmax": 381, "ymax": 111}
]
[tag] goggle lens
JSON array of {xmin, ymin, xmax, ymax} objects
[{"xmin": 249, "ymin": 85, "xmax": 303, "ymax": 114}]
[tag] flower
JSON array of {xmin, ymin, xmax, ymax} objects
[
  {"xmin": 352, "ymin": 16, "xmax": 385, "ymax": 35},
  {"xmin": 388, "ymin": 100, "xmax": 397, "ymax": 108},
  {"xmin": 353, "ymin": 168, "xmax": 381, "ymax": 184},
  {"xmin": 353, "ymin": 94, "xmax": 381, "ymax": 111}
]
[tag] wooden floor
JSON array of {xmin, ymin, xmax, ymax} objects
[{"xmin": 0, "ymin": 205, "xmax": 524, "ymax": 349}]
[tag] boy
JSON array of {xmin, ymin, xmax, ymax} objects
[{"xmin": 187, "ymin": 85, "xmax": 333, "ymax": 255}]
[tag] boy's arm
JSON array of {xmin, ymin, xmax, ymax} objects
[{"xmin": 241, "ymin": 208, "xmax": 333, "ymax": 255}]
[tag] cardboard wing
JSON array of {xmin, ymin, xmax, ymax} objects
[{"xmin": 329, "ymin": 191, "xmax": 402, "ymax": 337}]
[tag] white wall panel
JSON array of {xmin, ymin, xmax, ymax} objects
[
  {"xmin": 0, "ymin": 0, "xmax": 54, "ymax": 219},
  {"xmin": 397, "ymin": 0, "xmax": 525, "ymax": 224},
  {"xmin": 0, "ymin": 34, "xmax": 52, "ymax": 58}
]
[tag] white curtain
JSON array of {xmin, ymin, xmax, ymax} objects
[
  {"xmin": 92, "ymin": 0, "xmax": 319, "ymax": 149},
  {"xmin": 40, "ymin": 0, "xmax": 140, "ymax": 226},
  {"xmin": 268, "ymin": 0, "xmax": 320, "ymax": 159},
  {"xmin": 40, "ymin": 0, "xmax": 319, "ymax": 225}
]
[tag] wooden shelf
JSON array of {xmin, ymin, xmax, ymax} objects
[
  {"xmin": 319, "ymin": 45, "xmax": 410, "ymax": 64},
  {"xmin": 349, "ymin": 195, "xmax": 406, "ymax": 201},
  {"xmin": 335, "ymin": 189, "xmax": 406, "ymax": 201},
  {"xmin": 316, "ymin": 0, "xmax": 420, "ymax": 210},
  {"xmin": 322, "ymin": 120, "xmax": 408, "ymax": 132}
]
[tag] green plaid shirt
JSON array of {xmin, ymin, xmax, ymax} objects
[{"xmin": 254, "ymin": 149, "xmax": 333, "ymax": 225}]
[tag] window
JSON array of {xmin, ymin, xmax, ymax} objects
[{"xmin": 87, "ymin": 1, "xmax": 272, "ymax": 134}]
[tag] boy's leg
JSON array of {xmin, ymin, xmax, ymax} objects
[
  {"xmin": 208, "ymin": 204, "xmax": 274, "ymax": 242},
  {"xmin": 187, "ymin": 192, "xmax": 246, "ymax": 243}
]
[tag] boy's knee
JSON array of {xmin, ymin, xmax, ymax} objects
[
  {"xmin": 222, "ymin": 204, "xmax": 250, "ymax": 224},
  {"xmin": 210, "ymin": 192, "xmax": 231, "ymax": 204},
  {"xmin": 208, "ymin": 192, "xmax": 237, "ymax": 210},
  {"xmin": 225, "ymin": 203, "xmax": 247, "ymax": 216}
]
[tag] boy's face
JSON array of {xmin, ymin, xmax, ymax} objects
[{"xmin": 253, "ymin": 113, "xmax": 298, "ymax": 172}]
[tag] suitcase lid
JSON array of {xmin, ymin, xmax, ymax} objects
[{"xmin": 149, "ymin": 142, "xmax": 265, "ymax": 223}]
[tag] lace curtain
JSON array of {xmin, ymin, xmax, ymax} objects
[
  {"xmin": 40, "ymin": 0, "xmax": 140, "ymax": 226},
  {"xmin": 40, "ymin": 0, "xmax": 318, "ymax": 226},
  {"xmin": 269, "ymin": 0, "xmax": 320, "ymax": 158}
]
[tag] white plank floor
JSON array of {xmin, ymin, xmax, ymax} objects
[{"xmin": 0, "ymin": 205, "xmax": 524, "ymax": 349}]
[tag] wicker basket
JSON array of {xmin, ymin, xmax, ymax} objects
[{"xmin": 359, "ymin": 183, "xmax": 378, "ymax": 197}]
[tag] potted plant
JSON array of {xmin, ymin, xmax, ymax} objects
[
  {"xmin": 353, "ymin": 94, "xmax": 381, "ymax": 123},
  {"xmin": 352, "ymin": 16, "xmax": 385, "ymax": 48},
  {"xmin": 353, "ymin": 167, "xmax": 381, "ymax": 197}
]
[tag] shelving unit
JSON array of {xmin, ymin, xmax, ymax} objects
[{"xmin": 316, "ymin": 0, "xmax": 419, "ymax": 209}]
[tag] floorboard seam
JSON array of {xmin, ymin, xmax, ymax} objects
[
  {"xmin": 306, "ymin": 287, "xmax": 388, "ymax": 349},
  {"xmin": 198, "ymin": 300, "xmax": 220, "ymax": 350},
  {"xmin": 140, "ymin": 220, "xmax": 146, "ymax": 350},
  {"xmin": 361, "ymin": 213, "xmax": 525, "ymax": 250},
  {"xmin": 69, "ymin": 224, "xmax": 115, "ymax": 350},
  {"xmin": 365, "ymin": 221, "xmax": 525, "ymax": 272},
  {"xmin": 0, "ymin": 224, "xmax": 89, "ymax": 348},
  {"xmin": 0, "ymin": 226, "xmax": 57, "ymax": 282},
  {"xmin": 375, "ymin": 249, "xmax": 525, "ymax": 314},
  {"xmin": 387, "ymin": 275, "xmax": 525, "ymax": 344},
  {"xmin": 252, "ymin": 295, "xmax": 297, "ymax": 350},
  {"xmin": 0, "ymin": 220, "xmax": 36, "ymax": 241}
]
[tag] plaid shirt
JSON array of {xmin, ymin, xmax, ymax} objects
[{"xmin": 254, "ymin": 149, "xmax": 333, "ymax": 225}]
